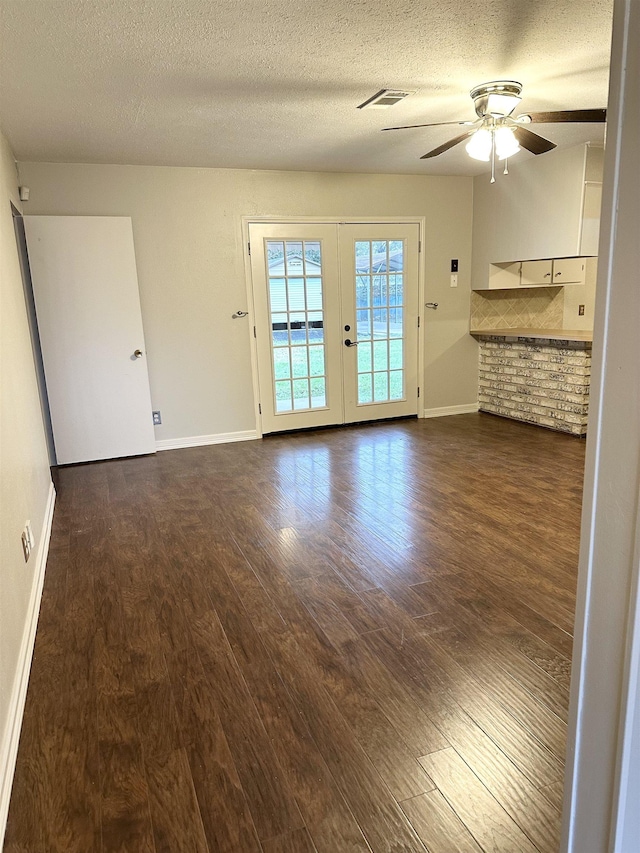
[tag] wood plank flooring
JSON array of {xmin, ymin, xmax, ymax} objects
[{"xmin": 4, "ymin": 413, "xmax": 585, "ymax": 853}]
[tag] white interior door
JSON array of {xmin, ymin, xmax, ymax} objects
[
  {"xmin": 250, "ymin": 221, "xmax": 420, "ymax": 434},
  {"xmin": 24, "ymin": 216, "xmax": 156, "ymax": 464}
]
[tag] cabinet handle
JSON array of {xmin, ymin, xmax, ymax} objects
[
  {"xmin": 555, "ymin": 271, "xmax": 562, "ymax": 277},
  {"xmin": 544, "ymin": 272, "xmax": 551, "ymax": 277}
]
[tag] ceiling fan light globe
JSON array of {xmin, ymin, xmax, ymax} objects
[
  {"xmin": 495, "ymin": 126, "xmax": 520, "ymax": 159},
  {"xmin": 485, "ymin": 92, "xmax": 522, "ymax": 117},
  {"xmin": 465, "ymin": 128, "xmax": 492, "ymax": 161}
]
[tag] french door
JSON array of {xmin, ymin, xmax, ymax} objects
[{"xmin": 249, "ymin": 222, "xmax": 420, "ymax": 434}]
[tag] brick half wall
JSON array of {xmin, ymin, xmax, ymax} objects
[{"xmin": 477, "ymin": 336, "xmax": 591, "ymax": 436}]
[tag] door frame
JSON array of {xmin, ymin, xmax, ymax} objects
[{"xmin": 241, "ymin": 216, "xmax": 426, "ymax": 437}]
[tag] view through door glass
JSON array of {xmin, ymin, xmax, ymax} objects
[
  {"xmin": 355, "ymin": 239, "xmax": 405, "ymax": 404},
  {"xmin": 267, "ymin": 240, "xmax": 327, "ymax": 413}
]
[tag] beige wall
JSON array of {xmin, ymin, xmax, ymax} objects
[
  {"xmin": 472, "ymin": 143, "xmax": 586, "ymax": 275},
  {"xmin": 17, "ymin": 163, "xmax": 477, "ymax": 439},
  {"xmin": 471, "ymin": 144, "xmax": 603, "ymax": 333},
  {"xmin": 562, "ymin": 257, "xmax": 598, "ymax": 331},
  {"xmin": 0, "ymin": 130, "xmax": 52, "ymax": 811}
]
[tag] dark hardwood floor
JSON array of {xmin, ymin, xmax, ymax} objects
[{"xmin": 4, "ymin": 413, "xmax": 585, "ymax": 853}]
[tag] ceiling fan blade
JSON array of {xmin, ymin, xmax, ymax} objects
[
  {"xmin": 382, "ymin": 120, "xmax": 475, "ymax": 132},
  {"xmin": 523, "ymin": 108, "xmax": 607, "ymax": 123},
  {"xmin": 420, "ymin": 130, "xmax": 477, "ymax": 159},
  {"xmin": 513, "ymin": 125, "xmax": 557, "ymax": 155}
]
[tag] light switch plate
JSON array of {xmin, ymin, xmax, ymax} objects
[{"xmin": 450, "ymin": 274, "xmax": 458, "ymax": 288}]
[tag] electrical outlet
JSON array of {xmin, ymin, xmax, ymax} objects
[
  {"xmin": 152, "ymin": 410, "xmax": 162, "ymax": 425},
  {"xmin": 21, "ymin": 529, "xmax": 31, "ymax": 562},
  {"xmin": 578, "ymin": 304, "xmax": 585, "ymax": 316}
]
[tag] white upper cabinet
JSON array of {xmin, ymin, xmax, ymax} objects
[
  {"xmin": 552, "ymin": 257, "xmax": 587, "ymax": 285},
  {"xmin": 478, "ymin": 257, "xmax": 588, "ymax": 290},
  {"xmin": 471, "ymin": 143, "xmax": 603, "ymax": 289},
  {"xmin": 520, "ymin": 260, "xmax": 553, "ymax": 286},
  {"xmin": 519, "ymin": 258, "xmax": 586, "ymax": 287}
]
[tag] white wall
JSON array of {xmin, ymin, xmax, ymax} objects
[
  {"xmin": 472, "ymin": 143, "xmax": 603, "ymax": 286},
  {"xmin": 562, "ymin": 257, "xmax": 599, "ymax": 331},
  {"xmin": 17, "ymin": 163, "xmax": 477, "ymax": 440},
  {"xmin": 472, "ymin": 143, "xmax": 603, "ymax": 332},
  {"xmin": 0, "ymin": 129, "xmax": 53, "ymax": 837},
  {"xmin": 472, "ymin": 144, "xmax": 586, "ymax": 276}
]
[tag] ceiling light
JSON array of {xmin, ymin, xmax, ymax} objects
[
  {"xmin": 485, "ymin": 92, "xmax": 522, "ymax": 117},
  {"xmin": 465, "ymin": 128, "xmax": 492, "ymax": 161},
  {"xmin": 470, "ymin": 81, "xmax": 523, "ymax": 119},
  {"xmin": 495, "ymin": 126, "xmax": 520, "ymax": 159}
]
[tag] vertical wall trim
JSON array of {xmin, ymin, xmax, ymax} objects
[{"xmin": 563, "ymin": 1, "xmax": 640, "ymax": 850}]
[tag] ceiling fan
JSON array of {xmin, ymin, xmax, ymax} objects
[{"xmin": 382, "ymin": 81, "xmax": 606, "ymax": 181}]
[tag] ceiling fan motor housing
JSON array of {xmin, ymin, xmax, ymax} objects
[{"xmin": 471, "ymin": 81, "xmax": 523, "ymax": 118}]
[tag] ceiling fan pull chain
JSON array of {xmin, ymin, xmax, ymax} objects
[
  {"xmin": 490, "ymin": 133, "xmax": 496, "ymax": 183},
  {"xmin": 503, "ymin": 157, "xmax": 509, "ymax": 175}
]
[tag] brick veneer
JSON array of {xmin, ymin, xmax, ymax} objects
[{"xmin": 477, "ymin": 335, "xmax": 591, "ymax": 436}]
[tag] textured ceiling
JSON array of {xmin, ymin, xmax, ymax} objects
[{"xmin": 0, "ymin": 0, "xmax": 613, "ymax": 175}]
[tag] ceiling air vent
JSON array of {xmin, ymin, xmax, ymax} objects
[{"xmin": 357, "ymin": 89, "xmax": 416, "ymax": 109}]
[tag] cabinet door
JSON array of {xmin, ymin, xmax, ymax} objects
[
  {"xmin": 552, "ymin": 257, "xmax": 586, "ymax": 285},
  {"xmin": 520, "ymin": 260, "xmax": 553, "ymax": 286}
]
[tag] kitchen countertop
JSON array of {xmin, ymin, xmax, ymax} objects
[{"xmin": 470, "ymin": 328, "xmax": 593, "ymax": 343}]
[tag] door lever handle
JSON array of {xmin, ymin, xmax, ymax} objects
[
  {"xmin": 425, "ymin": 302, "xmax": 439, "ymax": 309},
  {"xmin": 344, "ymin": 338, "xmax": 359, "ymax": 347}
]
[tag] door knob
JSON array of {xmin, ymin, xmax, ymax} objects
[
  {"xmin": 344, "ymin": 338, "xmax": 359, "ymax": 347},
  {"xmin": 133, "ymin": 349, "xmax": 143, "ymax": 358}
]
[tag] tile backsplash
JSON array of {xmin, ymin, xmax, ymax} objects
[{"xmin": 471, "ymin": 287, "xmax": 564, "ymax": 330}]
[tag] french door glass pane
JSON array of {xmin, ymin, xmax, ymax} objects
[
  {"xmin": 267, "ymin": 239, "xmax": 327, "ymax": 412},
  {"xmin": 358, "ymin": 373, "xmax": 373, "ymax": 404},
  {"xmin": 354, "ymin": 240, "xmax": 405, "ymax": 405}
]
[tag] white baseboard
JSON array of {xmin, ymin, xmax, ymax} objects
[
  {"xmin": 0, "ymin": 481, "xmax": 56, "ymax": 843},
  {"xmin": 421, "ymin": 403, "xmax": 480, "ymax": 419},
  {"xmin": 155, "ymin": 429, "xmax": 259, "ymax": 452}
]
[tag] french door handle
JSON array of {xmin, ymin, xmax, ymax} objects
[
  {"xmin": 425, "ymin": 302, "xmax": 439, "ymax": 309},
  {"xmin": 344, "ymin": 338, "xmax": 359, "ymax": 347}
]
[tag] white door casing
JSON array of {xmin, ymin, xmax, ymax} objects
[
  {"xmin": 24, "ymin": 216, "xmax": 156, "ymax": 464},
  {"xmin": 249, "ymin": 221, "xmax": 420, "ymax": 434}
]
